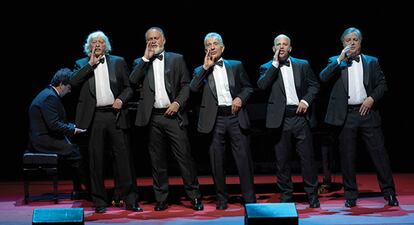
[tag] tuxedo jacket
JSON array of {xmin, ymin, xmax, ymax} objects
[
  {"xmin": 257, "ymin": 57, "xmax": 320, "ymax": 129},
  {"xmin": 129, "ymin": 52, "xmax": 190, "ymax": 127},
  {"xmin": 70, "ymin": 55, "xmax": 133, "ymax": 129},
  {"xmin": 319, "ymin": 54, "xmax": 387, "ymax": 126},
  {"xmin": 28, "ymin": 86, "xmax": 76, "ymax": 154},
  {"xmin": 190, "ymin": 59, "xmax": 253, "ymax": 134}
]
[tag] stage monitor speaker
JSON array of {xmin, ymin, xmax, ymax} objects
[
  {"xmin": 32, "ymin": 208, "xmax": 84, "ymax": 225},
  {"xmin": 245, "ymin": 203, "xmax": 298, "ymax": 225}
]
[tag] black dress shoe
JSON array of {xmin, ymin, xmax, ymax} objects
[
  {"xmin": 95, "ymin": 206, "xmax": 106, "ymax": 213},
  {"xmin": 216, "ymin": 201, "xmax": 228, "ymax": 210},
  {"xmin": 309, "ymin": 197, "xmax": 320, "ymax": 208},
  {"xmin": 385, "ymin": 195, "xmax": 399, "ymax": 206},
  {"xmin": 154, "ymin": 201, "xmax": 168, "ymax": 211},
  {"xmin": 71, "ymin": 190, "xmax": 89, "ymax": 200},
  {"xmin": 191, "ymin": 198, "xmax": 204, "ymax": 211},
  {"xmin": 71, "ymin": 191, "xmax": 81, "ymax": 200},
  {"xmin": 318, "ymin": 184, "xmax": 331, "ymax": 194},
  {"xmin": 112, "ymin": 199, "xmax": 125, "ymax": 207},
  {"xmin": 280, "ymin": 194, "xmax": 294, "ymax": 203},
  {"xmin": 126, "ymin": 203, "xmax": 143, "ymax": 212},
  {"xmin": 345, "ymin": 199, "xmax": 357, "ymax": 208},
  {"xmin": 280, "ymin": 198, "xmax": 294, "ymax": 203}
]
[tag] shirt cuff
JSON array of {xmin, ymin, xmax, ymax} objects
[
  {"xmin": 300, "ymin": 99, "xmax": 309, "ymax": 107},
  {"xmin": 142, "ymin": 56, "xmax": 150, "ymax": 62}
]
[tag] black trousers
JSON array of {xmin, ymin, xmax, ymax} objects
[
  {"xmin": 338, "ymin": 109, "xmax": 396, "ymax": 200},
  {"xmin": 33, "ymin": 143, "xmax": 88, "ymax": 192},
  {"xmin": 148, "ymin": 113, "xmax": 201, "ymax": 202},
  {"xmin": 88, "ymin": 111, "xmax": 137, "ymax": 207},
  {"xmin": 60, "ymin": 149, "xmax": 89, "ymax": 192},
  {"xmin": 209, "ymin": 114, "xmax": 256, "ymax": 203},
  {"xmin": 273, "ymin": 115, "xmax": 318, "ymax": 201}
]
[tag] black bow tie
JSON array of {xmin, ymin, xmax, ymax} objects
[
  {"xmin": 99, "ymin": 57, "xmax": 105, "ymax": 64},
  {"xmin": 347, "ymin": 55, "xmax": 360, "ymax": 63},
  {"xmin": 153, "ymin": 54, "xmax": 163, "ymax": 61},
  {"xmin": 215, "ymin": 60, "xmax": 223, "ymax": 67},
  {"xmin": 280, "ymin": 59, "xmax": 290, "ymax": 67}
]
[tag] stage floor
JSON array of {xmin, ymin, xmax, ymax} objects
[{"xmin": 1, "ymin": 174, "xmax": 413, "ymax": 225}]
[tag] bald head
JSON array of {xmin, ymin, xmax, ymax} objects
[
  {"xmin": 274, "ymin": 34, "xmax": 291, "ymax": 46},
  {"xmin": 273, "ymin": 34, "xmax": 292, "ymax": 61}
]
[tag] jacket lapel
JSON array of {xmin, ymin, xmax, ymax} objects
[
  {"xmin": 106, "ymin": 55, "xmax": 117, "ymax": 95},
  {"xmin": 361, "ymin": 54, "xmax": 369, "ymax": 87},
  {"xmin": 148, "ymin": 63, "xmax": 155, "ymax": 91},
  {"xmin": 207, "ymin": 70, "xmax": 217, "ymax": 100},
  {"xmin": 88, "ymin": 72, "xmax": 96, "ymax": 97},
  {"xmin": 277, "ymin": 66, "xmax": 286, "ymax": 96},
  {"xmin": 291, "ymin": 58, "xmax": 301, "ymax": 98},
  {"xmin": 340, "ymin": 56, "xmax": 349, "ymax": 95},
  {"xmin": 164, "ymin": 52, "xmax": 171, "ymax": 95}
]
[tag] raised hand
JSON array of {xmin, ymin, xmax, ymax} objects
[
  {"xmin": 273, "ymin": 47, "xmax": 280, "ymax": 64},
  {"xmin": 203, "ymin": 49, "xmax": 216, "ymax": 70},
  {"xmin": 144, "ymin": 40, "xmax": 155, "ymax": 60},
  {"xmin": 339, "ymin": 45, "xmax": 351, "ymax": 62},
  {"xmin": 88, "ymin": 47, "xmax": 103, "ymax": 66}
]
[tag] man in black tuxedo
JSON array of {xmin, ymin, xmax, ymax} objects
[
  {"xmin": 28, "ymin": 68, "xmax": 87, "ymax": 199},
  {"xmin": 130, "ymin": 27, "xmax": 203, "ymax": 211},
  {"xmin": 70, "ymin": 31, "xmax": 141, "ymax": 213},
  {"xmin": 190, "ymin": 32, "xmax": 256, "ymax": 210},
  {"xmin": 320, "ymin": 27, "xmax": 398, "ymax": 207},
  {"xmin": 257, "ymin": 34, "xmax": 320, "ymax": 208}
]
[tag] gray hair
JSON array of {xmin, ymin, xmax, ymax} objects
[
  {"xmin": 204, "ymin": 32, "xmax": 224, "ymax": 47},
  {"xmin": 83, "ymin": 31, "xmax": 112, "ymax": 56},
  {"xmin": 145, "ymin": 27, "xmax": 165, "ymax": 40},
  {"xmin": 274, "ymin": 34, "xmax": 291, "ymax": 46},
  {"xmin": 341, "ymin": 27, "xmax": 363, "ymax": 43}
]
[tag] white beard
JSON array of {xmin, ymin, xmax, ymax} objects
[{"xmin": 154, "ymin": 47, "xmax": 164, "ymax": 54}]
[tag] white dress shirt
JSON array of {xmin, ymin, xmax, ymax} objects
[
  {"xmin": 213, "ymin": 58, "xmax": 233, "ymax": 106},
  {"xmin": 151, "ymin": 52, "xmax": 171, "ymax": 108},
  {"xmin": 347, "ymin": 57, "xmax": 367, "ymax": 105},
  {"xmin": 94, "ymin": 56, "xmax": 115, "ymax": 107},
  {"xmin": 279, "ymin": 59, "xmax": 300, "ymax": 106}
]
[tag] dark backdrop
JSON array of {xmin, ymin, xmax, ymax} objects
[{"xmin": 4, "ymin": 1, "xmax": 412, "ymax": 180}]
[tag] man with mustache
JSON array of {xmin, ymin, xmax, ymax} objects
[
  {"xmin": 130, "ymin": 27, "xmax": 203, "ymax": 211},
  {"xmin": 257, "ymin": 34, "xmax": 320, "ymax": 208},
  {"xmin": 70, "ymin": 31, "xmax": 141, "ymax": 213}
]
